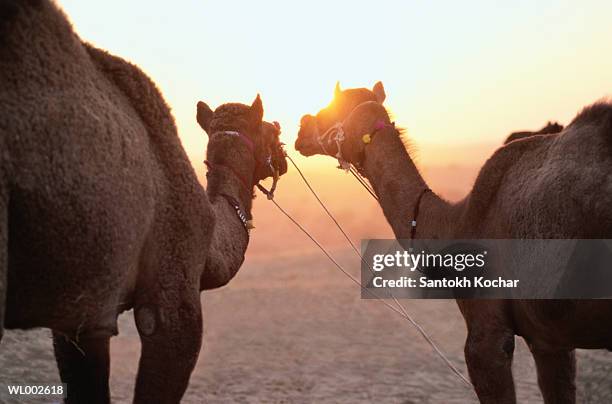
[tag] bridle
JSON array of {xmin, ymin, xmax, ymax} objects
[
  {"xmin": 315, "ymin": 114, "xmax": 430, "ymax": 240},
  {"xmin": 315, "ymin": 122, "xmax": 351, "ymax": 170},
  {"xmin": 205, "ymin": 127, "xmax": 284, "ymax": 233},
  {"xmin": 315, "ymin": 118, "xmax": 394, "ymax": 172}
]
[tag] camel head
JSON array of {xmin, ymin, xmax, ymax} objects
[
  {"xmin": 197, "ymin": 95, "xmax": 287, "ymax": 184},
  {"xmin": 295, "ymin": 81, "xmax": 386, "ymax": 156}
]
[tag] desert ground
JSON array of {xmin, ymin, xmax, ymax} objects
[{"xmin": 1, "ymin": 160, "xmax": 611, "ymax": 403}]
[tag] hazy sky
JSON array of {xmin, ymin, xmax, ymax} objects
[{"xmin": 60, "ymin": 0, "xmax": 612, "ymax": 166}]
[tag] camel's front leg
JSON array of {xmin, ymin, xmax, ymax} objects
[
  {"xmin": 464, "ymin": 329, "xmax": 516, "ymax": 404},
  {"xmin": 52, "ymin": 332, "xmax": 111, "ymax": 404},
  {"xmin": 530, "ymin": 348, "xmax": 576, "ymax": 404},
  {"xmin": 133, "ymin": 287, "xmax": 202, "ymax": 404}
]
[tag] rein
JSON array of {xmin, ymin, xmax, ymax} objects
[{"xmin": 273, "ymin": 155, "xmax": 473, "ymax": 390}]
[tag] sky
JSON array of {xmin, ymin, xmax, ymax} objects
[
  {"xmin": 60, "ymin": 0, "xmax": 612, "ymax": 168},
  {"xmin": 56, "ymin": 1, "xmax": 612, "ymax": 257}
]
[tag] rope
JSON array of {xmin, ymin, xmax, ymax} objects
[
  {"xmin": 280, "ymin": 156, "xmax": 473, "ymax": 389},
  {"xmin": 287, "ymin": 155, "xmax": 362, "ymax": 256},
  {"xmin": 348, "ymin": 166, "xmax": 378, "ymax": 201},
  {"xmin": 270, "ymin": 198, "xmax": 415, "ymax": 318}
]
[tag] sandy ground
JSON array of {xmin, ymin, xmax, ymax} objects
[{"xmin": 1, "ymin": 249, "xmax": 611, "ymax": 404}]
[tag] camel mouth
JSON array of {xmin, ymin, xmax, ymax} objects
[
  {"xmin": 295, "ymin": 114, "xmax": 321, "ymax": 156},
  {"xmin": 294, "ymin": 134, "xmax": 317, "ymax": 157}
]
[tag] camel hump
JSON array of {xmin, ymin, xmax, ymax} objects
[
  {"xmin": 568, "ymin": 101, "xmax": 612, "ymax": 148},
  {"xmin": 83, "ymin": 44, "xmax": 177, "ymax": 147},
  {"xmin": 504, "ymin": 122, "xmax": 564, "ymax": 145}
]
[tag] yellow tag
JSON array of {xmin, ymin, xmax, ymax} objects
[
  {"xmin": 362, "ymin": 134, "xmax": 372, "ymax": 144},
  {"xmin": 246, "ymin": 220, "xmax": 255, "ymax": 230}
]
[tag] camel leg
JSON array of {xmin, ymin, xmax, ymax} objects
[
  {"xmin": 133, "ymin": 288, "xmax": 202, "ymax": 404},
  {"xmin": 52, "ymin": 332, "xmax": 111, "ymax": 404},
  {"xmin": 464, "ymin": 329, "xmax": 516, "ymax": 404},
  {"xmin": 531, "ymin": 348, "xmax": 576, "ymax": 404}
]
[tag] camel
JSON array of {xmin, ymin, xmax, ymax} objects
[
  {"xmin": 0, "ymin": 1, "xmax": 287, "ymax": 403},
  {"xmin": 504, "ymin": 121, "xmax": 564, "ymax": 144},
  {"xmin": 295, "ymin": 81, "xmax": 612, "ymax": 404}
]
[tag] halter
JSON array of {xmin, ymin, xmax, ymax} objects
[
  {"xmin": 316, "ymin": 119, "xmax": 394, "ymax": 173},
  {"xmin": 257, "ymin": 122, "xmax": 285, "ymax": 199},
  {"xmin": 204, "ymin": 130, "xmax": 255, "ymax": 194},
  {"xmin": 205, "ymin": 129, "xmax": 283, "ymax": 232},
  {"xmin": 316, "ymin": 117, "xmax": 430, "ymax": 240},
  {"xmin": 223, "ymin": 130, "xmax": 255, "ymax": 153},
  {"xmin": 255, "ymin": 154, "xmax": 280, "ymax": 200},
  {"xmin": 316, "ymin": 122, "xmax": 351, "ymax": 171}
]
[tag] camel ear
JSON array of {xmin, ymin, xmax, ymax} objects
[
  {"xmin": 334, "ymin": 81, "xmax": 342, "ymax": 98},
  {"xmin": 373, "ymin": 81, "xmax": 386, "ymax": 103},
  {"xmin": 196, "ymin": 101, "xmax": 214, "ymax": 135},
  {"xmin": 250, "ymin": 94, "xmax": 264, "ymax": 128}
]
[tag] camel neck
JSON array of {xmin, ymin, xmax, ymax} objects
[
  {"xmin": 201, "ymin": 142, "xmax": 256, "ymax": 290},
  {"xmin": 205, "ymin": 163, "xmax": 254, "ymax": 217},
  {"xmin": 205, "ymin": 136, "xmax": 256, "ymax": 219},
  {"xmin": 360, "ymin": 128, "xmax": 452, "ymax": 239}
]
